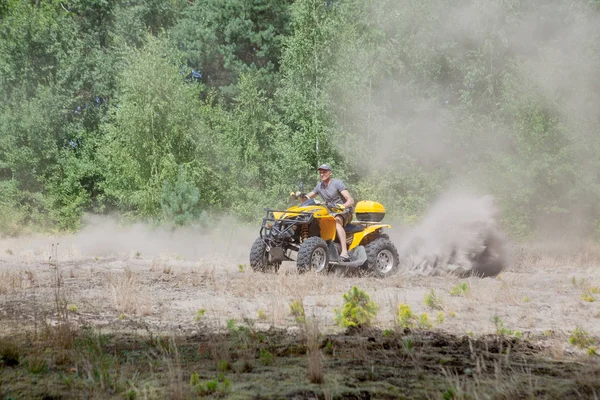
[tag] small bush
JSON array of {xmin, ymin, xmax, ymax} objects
[
  {"xmin": 492, "ymin": 315, "xmax": 519, "ymax": 337},
  {"xmin": 449, "ymin": 282, "xmax": 469, "ymax": 296},
  {"xmin": 418, "ymin": 313, "xmax": 433, "ymax": 329},
  {"xmin": 424, "ymin": 289, "xmax": 444, "ymax": 310},
  {"xmin": 289, "ymin": 299, "xmax": 305, "ymax": 323},
  {"xmin": 580, "ymin": 292, "xmax": 596, "ymax": 302},
  {"xmin": 334, "ymin": 286, "xmax": 379, "ymax": 329},
  {"xmin": 218, "ymin": 359, "xmax": 230, "ymax": 372},
  {"xmin": 205, "ymin": 380, "xmax": 218, "ymax": 392},
  {"xmin": 257, "ymin": 310, "xmax": 267, "ymax": 320},
  {"xmin": 259, "ymin": 349, "xmax": 273, "ymax": 366},
  {"xmin": 397, "ymin": 304, "xmax": 416, "ymax": 329},
  {"xmin": 397, "ymin": 304, "xmax": 436, "ymax": 330},
  {"xmin": 195, "ymin": 309, "xmax": 206, "ymax": 322},
  {"xmin": 569, "ymin": 326, "xmax": 594, "ymax": 349},
  {"xmin": 436, "ymin": 312, "xmax": 445, "ymax": 324},
  {"xmin": 190, "ymin": 372, "xmax": 200, "ymax": 386}
]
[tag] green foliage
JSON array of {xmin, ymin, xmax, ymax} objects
[
  {"xmin": 581, "ymin": 291, "xmax": 596, "ymax": 303},
  {"xmin": 436, "ymin": 312, "xmax": 445, "ymax": 324},
  {"xmin": 334, "ymin": 286, "xmax": 379, "ymax": 329},
  {"xmin": 259, "ymin": 349, "xmax": 273, "ymax": 366},
  {"xmin": 418, "ymin": 313, "xmax": 433, "ymax": 329},
  {"xmin": 423, "ymin": 289, "xmax": 444, "ymax": 311},
  {"xmin": 569, "ymin": 326, "xmax": 595, "ymax": 349},
  {"xmin": 257, "ymin": 310, "xmax": 267, "ymax": 320},
  {"xmin": 189, "ymin": 372, "xmax": 200, "ymax": 386},
  {"xmin": 217, "ymin": 359, "xmax": 230, "ymax": 373},
  {"xmin": 226, "ymin": 319, "xmax": 254, "ymax": 350},
  {"xmin": 492, "ymin": 315, "xmax": 520, "ymax": 337},
  {"xmin": 449, "ymin": 283, "xmax": 470, "ymax": 297},
  {"xmin": 160, "ymin": 165, "xmax": 201, "ymax": 226},
  {"xmin": 289, "ymin": 299, "xmax": 305, "ymax": 323},
  {"xmin": 195, "ymin": 309, "xmax": 206, "ymax": 322},
  {"xmin": 397, "ymin": 303, "xmax": 435, "ymax": 330},
  {"xmin": 2, "ymin": 0, "xmax": 600, "ymax": 238},
  {"xmin": 397, "ymin": 304, "xmax": 416, "ymax": 329},
  {"xmin": 100, "ymin": 35, "xmax": 218, "ymax": 218},
  {"xmin": 173, "ymin": 0, "xmax": 293, "ymax": 97}
]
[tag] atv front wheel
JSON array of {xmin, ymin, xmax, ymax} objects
[
  {"xmin": 297, "ymin": 237, "xmax": 329, "ymax": 274},
  {"xmin": 364, "ymin": 237, "xmax": 399, "ymax": 278},
  {"xmin": 249, "ymin": 237, "xmax": 280, "ymax": 273}
]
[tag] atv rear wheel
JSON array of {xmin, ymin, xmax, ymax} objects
[
  {"xmin": 249, "ymin": 237, "xmax": 280, "ymax": 273},
  {"xmin": 297, "ymin": 236, "xmax": 329, "ymax": 274},
  {"xmin": 364, "ymin": 237, "xmax": 399, "ymax": 278}
]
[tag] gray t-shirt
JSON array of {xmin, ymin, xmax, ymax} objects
[{"xmin": 313, "ymin": 178, "xmax": 348, "ymax": 205}]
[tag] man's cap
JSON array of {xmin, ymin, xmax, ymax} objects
[{"xmin": 317, "ymin": 163, "xmax": 332, "ymax": 171}]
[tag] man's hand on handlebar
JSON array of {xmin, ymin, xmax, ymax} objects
[
  {"xmin": 290, "ymin": 191, "xmax": 308, "ymax": 201},
  {"xmin": 326, "ymin": 202, "xmax": 345, "ymax": 212}
]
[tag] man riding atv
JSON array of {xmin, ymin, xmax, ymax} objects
[
  {"xmin": 298, "ymin": 164, "xmax": 354, "ymax": 262},
  {"xmin": 250, "ymin": 165, "xmax": 401, "ymax": 277}
]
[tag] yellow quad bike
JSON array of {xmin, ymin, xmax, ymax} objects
[{"xmin": 249, "ymin": 194, "xmax": 400, "ymax": 277}]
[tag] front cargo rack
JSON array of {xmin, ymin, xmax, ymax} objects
[{"xmin": 259, "ymin": 209, "xmax": 315, "ymax": 243}]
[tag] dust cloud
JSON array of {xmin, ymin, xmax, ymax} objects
[
  {"xmin": 337, "ymin": 0, "xmax": 600, "ymax": 232},
  {"xmin": 330, "ymin": 0, "xmax": 600, "ymax": 271},
  {"xmin": 0, "ymin": 214, "xmax": 257, "ymax": 262},
  {"xmin": 392, "ymin": 193, "xmax": 505, "ymax": 277}
]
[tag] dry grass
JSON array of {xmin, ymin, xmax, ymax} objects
[
  {"xmin": 306, "ymin": 320, "xmax": 324, "ymax": 384},
  {"xmin": 107, "ymin": 269, "xmax": 152, "ymax": 315},
  {"xmin": 0, "ymin": 270, "xmax": 23, "ymax": 295},
  {"xmin": 514, "ymin": 240, "xmax": 600, "ymax": 269}
]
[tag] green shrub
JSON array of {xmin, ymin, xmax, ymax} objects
[
  {"xmin": 449, "ymin": 282, "xmax": 469, "ymax": 297},
  {"xmin": 397, "ymin": 304, "xmax": 435, "ymax": 330},
  {"xmin": 397, "ymin": 304, "xmax": 416, "ymax": 329},
  {"xmin": 569, "ymin": 326, "xmax": 594, "ymax": 349},
  {"xmin": 492, "ymin": 315, "xmax": 520, "ymax": 337},
  {"xmin": 289, "ymin": 299, "xmax": 305, "ymax": 323},
  {"xmin": 334, "ymin": 286, "xmax": 379, "ymax": 329},
  {"xmin": 424, "ymin": 289, "xmax": 444, "ymax": 310},
  {"xmin": 161, "ymin": 165, "xmax": 201, "ymax": 226},
  {"xmin": 418, "ymin": 313, "xmax": 433, "ymax": 329},
  {"xmin": 195, "ymin": 309, "xmax": 206, "ymax": 322},
  {"xmin": 259, "ymin": 349, "xmax": 273, "ymax": 366}
]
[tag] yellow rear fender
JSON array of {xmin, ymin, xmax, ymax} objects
[{"xmin": 348, "ymin": 225, "xmax": 391, "ymax": 250}]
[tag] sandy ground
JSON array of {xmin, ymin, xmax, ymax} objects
[
  {"xmin": 1, "ymin": 221, "xmax": 599, "ymax": 344},
  {"xmin": 3, "ymin": 221, "xmax": 600, "ymax": 399}
]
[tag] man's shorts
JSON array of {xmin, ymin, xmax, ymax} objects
[{"xmin": 333, "ymin": 209, "xmax": 353, "ymax": 227}]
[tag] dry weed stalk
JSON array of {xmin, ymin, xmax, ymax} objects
[
  {"xmin": 495, "ymin": 276, "xmax": 518, "ymax": 305},
  {"xmin": 49, "ymin": 243, "xmax": 74, "ymax": 349},
  {"xmin": 306, "ymin": 320, "xmax": 324, "ymax": 384},
  {"xmin": 162, "ymin": 336, "xmax": 191, "ymax": 400},
  {"xmin": 108, "ymin": 269, "xmax": 151, "ymax": 315}
]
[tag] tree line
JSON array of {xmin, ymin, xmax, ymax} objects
[{"xmin": 1, "ymin": 0, "xmax": 600, "ymax": 238}]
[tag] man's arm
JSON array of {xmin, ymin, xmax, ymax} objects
[
  {"xmin": 340, "ymin": 189, "xmax": 354, "ymax": 208},
  {"xmin": 294, "ymin": 191, "xmax": 316, "ymax": 201}
]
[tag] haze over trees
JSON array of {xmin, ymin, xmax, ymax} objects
[{"xmin": 1, "ymin": 0, "xmax": 600, "ymax": 238}]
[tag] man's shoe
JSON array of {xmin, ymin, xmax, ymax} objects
[{"xmin": 339, "ymin": 255, "xmax": 351, "ymax": 262}]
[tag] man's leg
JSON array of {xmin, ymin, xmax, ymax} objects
[{"xmin": 335, "ymin": 215, "xmax": 349, "ymax": 259}]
